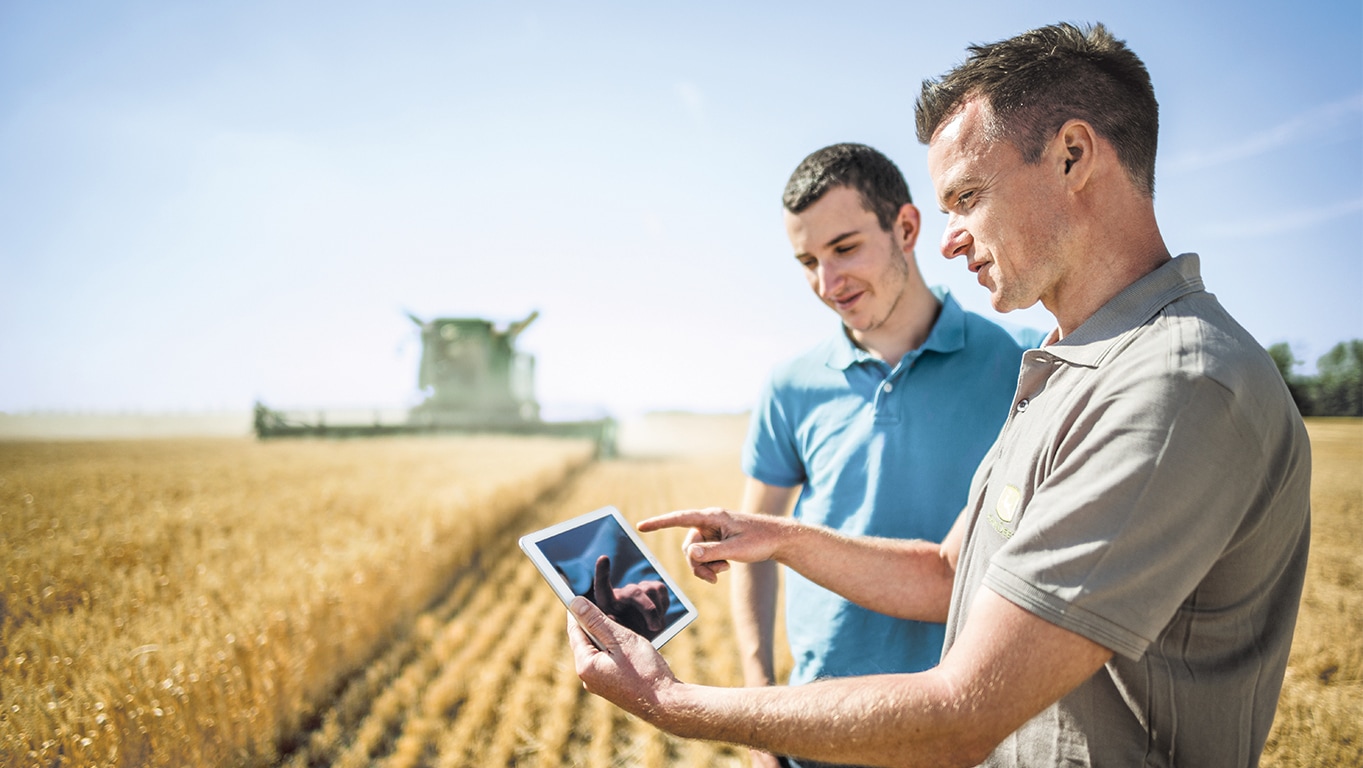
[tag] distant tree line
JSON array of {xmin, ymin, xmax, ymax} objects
[{"xmin": 1268, "ymin": 339, "xmax": 1363, "ymax": 417}]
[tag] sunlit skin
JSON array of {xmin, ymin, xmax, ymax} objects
[
  {"xmin": 567, "ymin": 506, "xmax": 1114, "ymax": 767},
  {"xmin": 927, "ymin": 99, "xmax": 1073, "ymax": 321},
  {"xmin": 927, "ymin": 97, "xmax": 1170, "ymax": 337},
  {"xmin": 785, "ymin": 185, "xmax": 938, "ymax": 366}
]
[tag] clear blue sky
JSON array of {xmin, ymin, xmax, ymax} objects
[{"xmin": 3, "ymin": 1, "xmax": 1360, "ymax": 418}]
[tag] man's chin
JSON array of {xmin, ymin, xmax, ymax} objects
[
  {"xmin": 839, "ymin": 315, "xmax": 875, "ymax": 334},
  {"xmin": 989, "ymin": 294, "xmax": 1041, "ymax": 315},
  {"xmin": 983, "ymin": 285, "xmax": 1012, "ymax": 312}
]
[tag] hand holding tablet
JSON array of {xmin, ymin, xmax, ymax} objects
[{"xmin": 520, "ymin": 506, "xmax": 698, "ymax": 648}]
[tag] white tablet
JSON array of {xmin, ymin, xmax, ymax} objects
[{"xmin": 519, "ymin": 505, "xmax": 697, "ymax": 649}]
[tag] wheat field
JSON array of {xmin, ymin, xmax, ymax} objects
[
  {"xmin": 1260, "ymin": 419, "xmax": 1363, "ymax": 767},
  {"xmin": 0, "ymin": 434, "xmax": 599, "ymax": 766},
  {"xmin": 1, "ymin": 414, "xmax": 1358, "ymax": 766}
]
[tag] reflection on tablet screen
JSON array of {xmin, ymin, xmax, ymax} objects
[{"xmin": 537, "ymin": 514, "xmax": 687, "ymax": 641}]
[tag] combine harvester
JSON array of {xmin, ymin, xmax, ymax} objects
[{"xmin": 253, "ymin": 311, "xmax": 616, "ymax": 456}]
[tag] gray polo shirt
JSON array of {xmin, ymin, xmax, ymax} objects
[{"xmin": 943, "ymin": 254, "xmax": 1311, "ymax": 766}]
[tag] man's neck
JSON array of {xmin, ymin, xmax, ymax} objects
[
  {"xmin": 1049, "ymin": 200, "xmax": 1171, "ymax": 339},
  {"xmin": 849, "ymin": 278, "xmax": 940, "ymax": 368}
]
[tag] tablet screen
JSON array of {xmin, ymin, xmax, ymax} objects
[{"xmin": 520, "ymin": 505, "xmax": 697, "ymax": 648}]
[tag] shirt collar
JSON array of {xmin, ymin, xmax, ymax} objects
[
  {"xmin": 825, "ymin": 287, "xmax": 964, "ymax": 371},
  {"xmin": 1044, "ymin": 253, "xmax": 1205, "ymax": 368}
]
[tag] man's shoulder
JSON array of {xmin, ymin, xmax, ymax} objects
[
  {"xmin": 1135, "ymin": 290, "xmax": 1278, "ymax": 384},
  {"xmin": 1095, "ymin": 290, "xmax": 1301, "ymax": 444}
]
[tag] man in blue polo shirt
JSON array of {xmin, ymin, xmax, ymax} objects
[{"xmin": 732, "ymin": 143, "xmax": 1029, "ymax": 768}]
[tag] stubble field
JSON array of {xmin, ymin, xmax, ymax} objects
[{"xmin": 0, "ymin": 414, "xmax": 1358, "ymax": 766}]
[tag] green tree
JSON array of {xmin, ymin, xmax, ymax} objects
[
  {"xmin": 1268, "ymin": 342, "xmax": 1298, "ymax": 380},
  {"xmin": 1315, "ymin": 340, "xmax": 1363, "ymax": 416},
  {"xmin": 1267, "ymin": 342, "xmax": 1316, "ymax": 415}
]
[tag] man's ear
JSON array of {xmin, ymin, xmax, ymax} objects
[
  {"xmin": 1056, "ymin": 119, "xmax": 1097, "ymax": 191},
  {"xmin": 895, "ymin": 202, "xmax": 922, "ymax": 253}
]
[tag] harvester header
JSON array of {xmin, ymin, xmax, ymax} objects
[{"xmin": 253, "ymin": 310, "xmax": 614, "ymax": 455}]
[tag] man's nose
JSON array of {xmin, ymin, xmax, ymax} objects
[
  {"xmin": 817, "ymin": 262, "xmax": 844, "ymax": 297},
  {"xmin": 940, "ymin": 219, "xmax": 972, "ymax": 259}
]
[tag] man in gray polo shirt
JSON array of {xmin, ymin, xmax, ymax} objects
[{"xmin": 566, "ymin": 22, "xmax": 1311, "ymax": 767}]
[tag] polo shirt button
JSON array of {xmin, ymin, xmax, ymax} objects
[
  {"xmin": 1017, "ymin": 398, "xmax": 1029, "ymax": 412},
  {"xmin": 882, "ymin": 382, "xmax": 893, "ymax": 393}
]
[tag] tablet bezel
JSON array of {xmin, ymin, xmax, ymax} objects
[{"xmin": 519, "ymin": 505, "xmax": 698, "ymax": 649}]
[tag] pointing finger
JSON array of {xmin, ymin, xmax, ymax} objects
[
  {"xmin": 593, "ymin": 555, "xmax": 613, "ymax": 608},
  {"xmin": 638, "ymin": 508, "xmax": 725, "ymax": 533}
]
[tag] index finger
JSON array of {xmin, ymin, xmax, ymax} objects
[
  {"xmin": 637, "ymin": 508, "xmax": 721, "ymax": 533},
  {"xmin": 593, "ymin": 555, "xmax": 614, "ymax": 607}
]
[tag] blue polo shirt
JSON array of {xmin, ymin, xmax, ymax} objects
[{"xmin": 743, "ymin": 289, "xmax": 1024, "ymax": 683}]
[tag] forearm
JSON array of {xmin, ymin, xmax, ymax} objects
[
  {"xmin": 730, "ymin": 477, "xmax": 793, "ymax": 686},
  {"xmin": 654, "ymin": 672, "xmax": 987, "ymax": 768},
  {"xmin": 571, "ymin": 580, "xmax": 1112, "ymax": 768},
  {"xmin": 645, "ymin": 499, "xmax": 958, "ymax": 621},
  {"xmin": 773, "ymin": 523, "xmax": 954, "ymax": 623},
  {"xmin": 731, "ymin": 560, "xmax": 779, "ymax": 685}
]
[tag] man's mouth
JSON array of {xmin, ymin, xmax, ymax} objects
[
  {"xmin": 831, "ymin": 291, "xmax": 863, "ymax": 311},
  {"xmin": 968, "ymin": 260, "xmax": 995, "ymax": 290}
]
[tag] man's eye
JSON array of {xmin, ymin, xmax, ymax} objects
[{"xmin": 957, "ymin": 192, "xmax": 975, "ymax": 210}]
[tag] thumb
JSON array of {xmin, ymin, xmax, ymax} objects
[
  {"xmin": 687, "ymin": 538, "xmax": 738, "ymax": 564},
  {"xmin": 570, "ymin": 596, "xmax": 624, "ymax": 649}
]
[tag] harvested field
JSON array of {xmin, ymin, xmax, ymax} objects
[
  {"xmin": 0, "ymin": 434, "xmax": 599, "ymax": 766},
  {"xmin": 0, "ymin": 414, "xmax": 1357, "ymax": 766},
  {"xmin": 1261, "ymin": 419, "xmax": 1363, "ymax": 767},
  {"xmin": 276, "ymin": 454, "xmax": 753, "ymax": 768}
]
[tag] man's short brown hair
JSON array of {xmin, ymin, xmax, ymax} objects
[
  {"xmin": 782, "ymin": 143, "xmax": 912, "ymax": 232},
  {"xmin": 915, "ymin": 22, "xmax": 1159, "ymax": 198}
]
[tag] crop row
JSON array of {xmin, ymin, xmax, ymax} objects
[
  {"xmin": 279, "ymin": 455, "xmax": 754, "ymax": 767},
  {"xmin": 0, "ymin": 435, "xmax": 597, "ymax": 767},
  {"xmin": 5, "ymin": 416, "xmax": 1352, "ymax": 766}
]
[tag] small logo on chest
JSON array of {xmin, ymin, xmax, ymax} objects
[
  {"xmin": 986, "ymin": 484, "xmax": 1022, "ymax": 539},
  {"xmin": 995, "ymin": 485, "xmax": 1021, "ymax": 522}
]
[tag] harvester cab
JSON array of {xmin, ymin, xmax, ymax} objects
[{"xmin": 407, "ymin": 310, "xmax": 541, "ymax": 425}]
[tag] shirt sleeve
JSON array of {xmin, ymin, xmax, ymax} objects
[
  {"xmin": 741, "ymin": 371, "xmax": 806, "ymax": 488},
  {"xmin": 983, "ymin": 370, "xmax": 1265, "ymax": 660}
]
